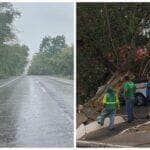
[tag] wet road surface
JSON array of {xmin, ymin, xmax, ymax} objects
[{"xmin": 0, "ymin": 75, "xmax": 73, "ymax": 147}]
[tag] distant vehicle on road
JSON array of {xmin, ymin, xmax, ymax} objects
[{"xmin": 119, "ymin": 81, "xmax": 148, "ymax": 106}]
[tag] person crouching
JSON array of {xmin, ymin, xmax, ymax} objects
[{"xmin": 97, "ymin": 87, "xmax": 120, "ymax": 130}]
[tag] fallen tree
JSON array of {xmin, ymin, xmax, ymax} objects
[{"xmin": 77, "ymin": 72, "xmax": 131, "ymax": 125}]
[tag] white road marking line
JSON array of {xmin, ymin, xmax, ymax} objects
[
  {"xmin": 35, "ymin": 80, "xmax": 47, "ymax": 93},
  {"xmin": 35, "ymin": 81, "xmax": 39, "ymax": 84},
  {"xmin": 0, "ymin": 116, "xmax": 13, "ymax": 118},
  {"xmin": 48, "ymin": 76, "xmax": 73, "ymax": 85},
  {"xmin": 41, "ymin": 86, "xmax": 46, "ymax": 93},
  {"xmin": 0, "ymin": 76, "xmax": 22, "ymax": 89}
]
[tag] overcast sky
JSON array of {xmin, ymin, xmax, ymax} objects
[{"xmin": 12, "ymin": 2, "xmax": 74, "ymax": 58}]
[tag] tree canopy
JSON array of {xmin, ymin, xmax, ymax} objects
[
  {"xmin": 28, "ymin": 35, "xmax": 73, "ymax": 79},
  {"xmin": 0, "ymin": 2, "xmax": 29, "ymax": 77},
  {"xmin": 0, "ymin": 3, "xmax": 20, "ymax": 44},
  {"xmin": 39, "ymin": 35, "xmax": 66, "ymax": 57}
]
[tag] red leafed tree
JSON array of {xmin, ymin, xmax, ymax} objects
[{"xmin": 77, "ymin": 3, "xmax": 150, "ymax": 107}]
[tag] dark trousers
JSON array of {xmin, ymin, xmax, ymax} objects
[
  {"xmin": 125, "ymin": 97, "xmax": 135, "ymax": 122},
  {"xmin": 97, "ymin": 108, "xmax": 116, "ymax": 129}
]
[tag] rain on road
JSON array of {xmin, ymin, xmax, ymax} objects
[{"xmin": 0, "ymin": 76, "xmax": 73, "ymax": 147}]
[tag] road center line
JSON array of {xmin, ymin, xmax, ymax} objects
[
  {"xmin": 41, "ymin": 86, "xmax": 47, "ymax": 93},
  {"xmin": 35, "ymin": 80, "xmax": 47, "ymax": 93},
  {"xmin": 34, "ymin": 79, "xmax": 72, "ymax": 121},
  {"xmin": 35, "ymin": 81, "xmax": 39, "ymax": 84}
]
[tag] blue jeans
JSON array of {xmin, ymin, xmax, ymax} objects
[
  {"xmin": 125, "ymin": 97, "xmax": 135, "ymax": 122},
  {"xmin": 146, "ymin": 88, "xmax": 150, "ymax": 100},
  {"xmin": 97, "ymin": 108, "xmax": 116, "ymax": 129}
]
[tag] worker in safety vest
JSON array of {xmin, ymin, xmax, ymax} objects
[{"xmin": 97, "ymin": 87, "xmax": 120, "ymax": 130}]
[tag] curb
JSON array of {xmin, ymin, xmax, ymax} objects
[
  {"xmin": 77, "ymin": 116, "xmax": 125, "ymax": 140},
  {"xmin": 119, "ymin": 120, "xmax": 150, "ymax": 135},
  {"xmin": 77, "ymin": 140, "xmax": 131, "ymax": 147}
]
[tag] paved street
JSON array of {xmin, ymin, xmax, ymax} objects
[{"xmin": 0, "ymin": 76, "xmax": 73, "ymax": 147}]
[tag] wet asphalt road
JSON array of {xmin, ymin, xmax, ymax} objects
[{"xmin": 0, "ymin": 75, "xmax": 73, "ymax": 147}]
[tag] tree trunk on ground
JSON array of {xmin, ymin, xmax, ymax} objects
[{"xmin": 77, "ymin": 71, "xmax": 133, "ymax": 126}]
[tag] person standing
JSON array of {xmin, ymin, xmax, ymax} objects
[
  {"xmin": 97, "ymin": 87, "xmax": 120, "ymax": 130},
  {"xmin": 144, "ymin": 74, "xmax": 150, "ymax": 118},
  {"xmin": 145, "ymin": 75, "xmax": 150, "ymax": 101},
  {"xmin": 123, "ymin": 76, "xmax": 136, "ymax": 123}
]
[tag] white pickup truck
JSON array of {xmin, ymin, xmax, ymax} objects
[{"xmin": 135, "ymin": 81, "xmax": 148, "ymax": 106}]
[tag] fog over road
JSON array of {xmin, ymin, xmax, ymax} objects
[{"xmin": 0, "ymin": 76, "xmax": 73, "ymax": 147}]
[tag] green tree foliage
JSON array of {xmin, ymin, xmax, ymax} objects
[
  {"xmin": 0, "ymin": 3, "xmax": 20, "ymax": 44},
  {"xmin": 39, "ymin": 35, "xmax": 66, "ymax": 57},
  {"xmin": 28, "ymin": 35, "xmax": 73, "ymax": 79},
  {"xmin": 0, "ymin": 44, "xmax": 29, "ymax": 76},
  {"xmin": 77, "ymin": 3, "xmax": 150, "ymax": 104},
  {"xmin": 50, "ymin": 45, "xmax": 73, "ymax": 77},
  {"xmin": 0, "ymin": 3, "xmax": 29, "ymax": 77}
]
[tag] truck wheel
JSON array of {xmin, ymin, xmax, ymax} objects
[{"xmin": 135, "ymin": 93, "xmax": 146, "ymax": 106}]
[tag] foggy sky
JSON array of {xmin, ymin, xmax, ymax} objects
[{"xmin": 13, "ymin": 2, "xmax": 74, "ymax": 58}]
